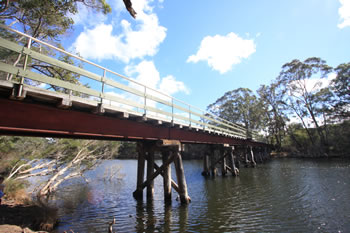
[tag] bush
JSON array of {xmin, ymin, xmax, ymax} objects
[{"xmin": 4, "ymin": 178, "xmax": 30, "ymax": 203}]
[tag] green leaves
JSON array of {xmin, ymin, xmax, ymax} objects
[
  {"xmin": 332, "ymin": 62, "xmax": 350, "ymax": 119},
  {"xmin": 208, "ymin": 57, "xmax": 349, "ymax": 156},
  {"xmin": 207, "ymin": 87, "xmax": 265, "ymax": 138}
]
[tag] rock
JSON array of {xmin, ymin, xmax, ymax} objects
[{"xmin": 0, "ymin": 224, "xmax": 23, "ymax": 233}]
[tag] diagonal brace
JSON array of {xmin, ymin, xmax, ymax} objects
[
  {"xmin": 141, "ymin": 151, "xmax": 178, "ymax": 190},
  {"xmin": 210, "ymin": 150, "xmax": 229, "ymax": 170},
  {"xmin": 153, "ymin": 162, "xmax": 180, "ymax": 194}
]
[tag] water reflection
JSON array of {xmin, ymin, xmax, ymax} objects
[
  {"xmin": 133, "ymin": 200, "xmax": 189, "ymax": 232},
  {"xmin": 134, "ymin": 201, "xmax": 157, "ymax": 232},
  {"xmin": 52, "ymin": 158, "xmax": 350, "ymax": 233}
]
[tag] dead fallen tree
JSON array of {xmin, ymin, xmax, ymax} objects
[{"xmin": 5, "ymin": 139, "xmax": 116, "ymax": 198}]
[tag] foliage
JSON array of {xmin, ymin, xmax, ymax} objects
[
  {"xmin": 0, "ymin": 137, "xmax": 124, "ymax": 198},
  {"xmin": 257, "ymin": 83, "xmax": 288, "ymax": 150},
  {"xmin": 276, "ymin": 57, "xmax": 332, "ymax": 154},
  {"xmin": 3, "ymin": 178, "xmax": 29, "ymax": 202},
  {"xmin": 206, "ymin": 57, "xmax": 349, "ymax": 157},
  {"xmin": 206, "ymin": 88, "xmax": 265, "ymax": 137},
  {"xmin": 117, "ymin": 141, "xmax": 137, "ymax": 158},
  {"xmin": 0, "ymin": 0, "xmax": 111, "ymax": 95},
  {"xmin": 331, "ymin": 62, "xmax": 350, "ymax": 120},
  {"xmin": 0, "ymin": 0, "xmax": 111, "ymax": 41},
  {"xmin": 0, "ymin": 136, "xmax": 49, "ymax": 174}
]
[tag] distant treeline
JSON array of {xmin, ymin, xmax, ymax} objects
[{"xmin": 206, "ymin": 58, "xmax": 349, "ymax": 157}]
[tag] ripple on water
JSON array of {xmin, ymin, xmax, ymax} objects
[{"xmin": 53, "ymin": 158, "xmax": 350, "ymax": 232}]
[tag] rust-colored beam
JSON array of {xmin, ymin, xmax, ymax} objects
[{"xmin": 0, "ymin": 98, "xmax": 268, "ymax": 147}]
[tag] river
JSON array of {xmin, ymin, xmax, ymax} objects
[{"xmin": 51, "ymin": 158, "xmax": 350, "ymax": 232}]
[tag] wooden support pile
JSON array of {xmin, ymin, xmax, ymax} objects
[
  {"xmin": 133, "ymin": 140, "xmax": 191, "ymax": 204},
  {"xmin": 202, "ymin": 145, "xmax": 239, "ymax": 177}
]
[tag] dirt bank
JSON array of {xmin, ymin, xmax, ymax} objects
[{"xmin": 0, "ymin": 199, "xmax": 57, "ymax": 232}]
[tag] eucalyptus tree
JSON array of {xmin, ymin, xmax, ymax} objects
[
  {"xmin": 3, "ymin": 137, "xmax": 120, "ymax": 197},
  {"xmin": 0, "ymin": 0, "xmax": 111, "ymax": 86},
  {"xmin": 276, "ymin": 57, "xmax": 332, "ymax": 154},
  {"xmin": 331, "ymin": 62, "xmax": 350, "ymax": 120},
  {"xmin": 207, "ymin": 88, "xmax": 265, "ymax": 138},
  {"xmin": 257, "ymin": 83, "xmax": 288, "ymax": 150},
  {"xmin": 0, "ymin": 1, "xmax": 123, "ymax": 198}
]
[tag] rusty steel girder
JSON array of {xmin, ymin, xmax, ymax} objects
[{"xmin": 0, "ymin": 98, "xmax": 266, "ymax": 147}]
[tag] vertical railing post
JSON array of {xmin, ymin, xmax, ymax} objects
[
  {"xmin": 100, "ymin": 69, "xmax": 106, "ymax": 104},
  {"xmin": 202, "ymin": 111, "xmax": 205, "ymax": 131},
  {"xmin": 144, "ymin": 86, "xmax": 147, "ymax": 116},
  {"xmin": 188, "ymin": 105, "xmax": 191, "ymax": 127},
  {"xmin": 17, "ymin": 37, "xmax": 32, "ymax": 98},
  {"xmin": 171, "ymin": 98, "xmax": 174, "ymax": 125}
]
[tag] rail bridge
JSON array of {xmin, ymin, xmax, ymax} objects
[{"xmin": 0, "ymin": 25, "xmax": 270, "ymax": 204}]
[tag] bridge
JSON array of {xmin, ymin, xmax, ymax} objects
[{"xmin": 0, "ymin": 25, "xmax": 270, "ymax": 204}]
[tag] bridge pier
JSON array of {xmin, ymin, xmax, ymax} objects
[
  {"xmin": 258, "ymin": 149, "xmax": 262, "ymax": 161},
  {"xmin": 244, "ymin": 146, "xmax": 250, "ymax": 167},
  {"xmin": 146, "ymin": 144, "xmax": 155, "ymax": 201},
  {"xmin": 220, "ymin": 147, "xmax": 227, "ymax": 176},
  {"xmin": 161, "ymin": 150, "xmax": 172, "ymax": 204},
  {"xmin": 133, "ymin": 140, "xmax": 191, "ymax": 205},
  {"xmin": 210, "ymin": 145, "xmax": 218, "ymax": 177},
  {"xmin": 203, "ymin": 145, "xmax": 240, "ymax": 178},
  {"xmin": 174, "ymin": 147, "xmax": 191, "ymax": 204},
  {"xmin": 249, "ymin": 146, "xmax": 257, "ymax": 167},
  {"xmin": 229, "ymin": 146, "xmax": 239, "ymax": 176},
  {"xmin": 201, "ymin": 152, "xmax": 210, "ymax": 176},
  {"xmin": 133, "ymin": 142, "xmax": 146, "ymax": 200}
]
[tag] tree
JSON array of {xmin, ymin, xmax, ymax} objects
[
  {"xmin": 0, "ymin": 0, "xmax": 111, "ymax": 83},
  {"xmin": 257, "ymin": 84, "xmax": 288, "ymax": 150},
  {"xmin": 207, "ymin": 88, "xmax": 264, "ymax": 137},
  {"xmin": 277, "ymin": 57, "xmax": 332, "ymax": 155},
  {"xmin": 331, "ymin": 62, "xmax": 350, "ymax": 120},
  {"xmin": 4, "ymin": 138, "xmax": 120, "ymax": 197}
]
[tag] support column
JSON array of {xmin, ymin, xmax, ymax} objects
[
  {"xmin": 210, "ymin": 146, "xmax": 217, "ymax": 177},
  {"xmin": 133, "ymin": 142, "xmax": 145, "ymax": 200},
  {"xmin": 264, "ymin": 147, "xmax": 269, "ymax": 160},
  {"xmin": 249, "ymin": 146, "xmax": 257, "ymax": 167},
  {"xmin": 221, "ymin": 148, "xmax": 227, "ymax": 176},
  {"xmin": 162, "ymin": 149, "xmax": 172, "ymax": 204},
  {"xmin": 147, "ymin": 145, "xmax": 155, "ymax": 201},
  {"xmin": 258, "ymin": 148, "xmax": 263, "ymax": 163},
  {"xmin": 174, "ymin": 147, "xmax": 190, "ymax": 204},
  {"xmin": 202, "ymin": 153, "xmax": 210, "ymax": 176},
  {"xmin": 244, "ymin": 146, "xmax": 250, "ymax": 167},
  {"xmin": 229, "ymin": 146, "xmax": 239, "ymax": 176}
]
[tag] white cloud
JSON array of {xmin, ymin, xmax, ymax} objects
[
  {"xmin": 159, "ymin": 75, "xmax": 190, "ymax": 95},
  {"xmin": 125, "ymin": 60, "xmax": 160, "ymax": 89},
  {"xmin": 72, "ymin": 0, "xmax": 167, "ymax": 62},
  {"xmin": 338, "ymin": 0, "xmax": 350, "ymax": 29},
  {"xmin": 68, "ymin": 2, "xmax": 107, "ymax": 26},
  {"xmin": 187, "ymin": 32, "xmax": 256, "ymax": 74},
  {"xmin": 119, "ymin": 60, "xmax": 189, "ymax": 118},
  {"xmin": 125, "ymin": 60, "xmax": 189, "ymax": 96},
  {"xmin": 288, "ymin": 73, "xmax": 336, "ymax": 98}
]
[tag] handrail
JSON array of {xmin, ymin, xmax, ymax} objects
[{"xmin": 0, "ymin": 24, "xmax": 260, "ymax": 140}]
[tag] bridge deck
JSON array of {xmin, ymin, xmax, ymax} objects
[
  {"xmin": 0, "ymin": 25, "xmax": 265, "ymax": 146},
  {"xmin": 0, "ymin": 80, "xmax": 263, "ymax": 146}
]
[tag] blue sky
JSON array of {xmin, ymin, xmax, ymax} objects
[{"xmin": 64, "ymin": 0, "xmax": 350, "ymax": 111}]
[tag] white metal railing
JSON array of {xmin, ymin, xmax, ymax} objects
[{"xmin": 0, "ymin": 24, "xmax": 257, "ymax": 140}]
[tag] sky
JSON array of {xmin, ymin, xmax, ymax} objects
[{"xmin": 62, "ymin": 0, "xmax": 350, "ymax": 111}]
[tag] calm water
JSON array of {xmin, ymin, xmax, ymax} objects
[{"xmin": 52, "ymin": 158, "xmax": 350, "ymax": 233}]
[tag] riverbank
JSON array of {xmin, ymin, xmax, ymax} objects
[
  {"xmin": 0, "ymin": 198, "xmax": 58, "ymax": 232},
  {"xmin": 271, "ymin": 151, "xmax": 350, "ymax": 158}
]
